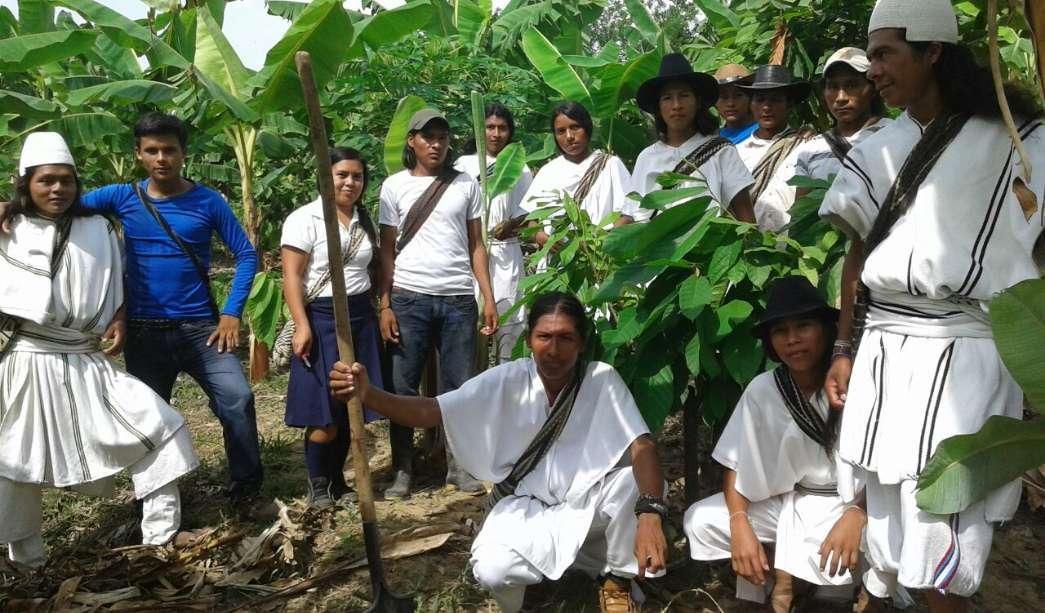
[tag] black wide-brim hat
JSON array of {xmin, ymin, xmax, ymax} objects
[
  {"xmin": 736, "ymin": 64, "xmax": 812, "ymax": 103},
  {"xmin": 752, "ymin": 275, "xmax": 839, "ymax": 337},
  {"xmin": 636, "ymin": 53, "xmax": 719, "ymax": 115}
]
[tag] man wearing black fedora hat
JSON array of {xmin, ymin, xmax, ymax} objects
[
  {"xmin": 631, "ymin": 53, "xmax": 755, "ymax": 224},
  {"xmin": 734, "ymin": 65, "xmax": 812, "ymax": 227},
  {"xmin": 685, "ymin": 276, "xmax": 867, "ymax": 611}
]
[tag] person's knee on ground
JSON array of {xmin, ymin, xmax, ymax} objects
[{"xmin": 471, "ymin": 545, "xmax": 543, "ymax": 613}]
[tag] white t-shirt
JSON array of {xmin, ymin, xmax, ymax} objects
[
  {"xmin": 280, "ymin": 198, "xmax": 373, "ymax": 297},
  {"xmin": 736, "ymin": 133, "xmax": 777, "ymax": 171},
  {"xmin": 454, "ymin": 152, "xmax": 534, "ymax": 240},
  {"xmin": 630, "ymin": 133, "xmax": 754, "ymax": 221},
  {"xmin": 520, "ymin": 151, "xmax": 637, "ymax": 227},
  {"xmin": 378, "ymin": 169, "xmax": 483, "ymax": 296}
]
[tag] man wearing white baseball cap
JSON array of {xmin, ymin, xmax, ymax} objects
[
  {"xmin": 756, "ymin": 47, "xmax": 890, "ymax": 232},
  {"xmin": 819, "ymin": 1, "xmax": 1044, "ymax": 611}
]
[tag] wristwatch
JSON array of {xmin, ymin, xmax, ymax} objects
[{"xmin": 634, "ymin": 494, "xmax": 669, "ymax": 519}]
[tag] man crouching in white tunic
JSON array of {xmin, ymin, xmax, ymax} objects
[
  {"xmin": 684, "ymin": 276, "xmax": 866, "ymax": 612},
  {"xmin": 330, "ymin": 291, "xmax": 668, "ymax": 612},
  {"xmin": 0, "ymin": 133, "xmax": 199, "ymax": 568}
]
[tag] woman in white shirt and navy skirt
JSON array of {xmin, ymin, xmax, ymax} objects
[{"xmin": 280, "ymin": 147, "xmax": 384, "ymax": 509}]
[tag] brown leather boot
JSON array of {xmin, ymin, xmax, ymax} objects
[{"xmin": 598, "ymin": 576, "xmax": 638, "ymax": 613}]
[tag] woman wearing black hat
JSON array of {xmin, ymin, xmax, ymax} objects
[
  {"xmin": 735, "ymin": 65, "xmax": 813, "ymax": 224},
  {"xmin": 631, "ymin": 53, "xmax": 756, "ymax": 224},
  {"xmin": 684, "ymin": 276, "xmax": 866, "ymax": 612}
]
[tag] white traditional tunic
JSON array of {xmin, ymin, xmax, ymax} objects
[
  {"xmin": 455, "ymin": 153, "xmax": 534, "ymax": 359},
  {"xmin": 756, "ymin": 119, "xmax": 892, "ymax": 231},
  {"xmin": 437, "ymin": 359, "xmax": 653, "ymax": 611},
  {"xmin": 685, "ymin": 371, "xmax": 853, "ymax": 602},
  {"xmin": 0, "ymin": 214, "xmax": 199, "ymax": 561},
  {"xmin": 819, "ymin": 113, "xmax": 1045, "ymax": 597},
  {"xmin": 736, "ymin": 132, "xmax": 777, "ymax": 171},
  {"xmin": 520, "ymin": 151, "xmax": 638, "ymax": 227},
  {"xmin": 630, "ymin": 133, "xmax": 754, "ymax": 222}
]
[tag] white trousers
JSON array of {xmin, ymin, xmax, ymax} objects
[
  {"xmin": 471, "ymin": 467, "xmax": 643, "ymax": 613},
  {"xmin": 1, "ymin": 426, "xmax": 195, "ymax": 567},
  {"xmin": 862, "ymin": 474, "xmax": 995, "ymax": 598}
]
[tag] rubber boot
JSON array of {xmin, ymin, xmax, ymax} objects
[
  {"xmin": 384, "ymin": 469, "xmax": 412, "ymax": 499},
  {"xmin": 445, "ymin": 451, "xmax": 484, "ymax": 494}
]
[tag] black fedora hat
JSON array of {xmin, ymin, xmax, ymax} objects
[
  {"xmin": 737, "ymin": 64, "xmax": 811, "ymax": 102},
  {"xmin": 752, "ymin": 275, "xmax": 839, "ymax": 337},
  {"xmin": 636, "ymin": 53, "xmax": 719, "ymax": 114}
]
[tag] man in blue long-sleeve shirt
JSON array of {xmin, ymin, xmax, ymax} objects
[{"xmin": 82, "ymin": 113, "xmax": 263, "ymax": 502}]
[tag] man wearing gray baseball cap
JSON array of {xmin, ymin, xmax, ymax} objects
[{"xmin": 819, "ymin": 1, "xmax": 1044, "ymax": 611}]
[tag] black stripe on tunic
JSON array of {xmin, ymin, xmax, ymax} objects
[
  {"xmin": 957, "ymin": 146, "xmax": 1014, "ymax": 296},
  {"xmin": 101, "ymin": 390, "xmax": 155, "ymax": 451},
  {"xmin": 841, "ymin": 157, "xmax": 881, "ymax": 211},
  {"xmin": 860, "ymin": 337, "xmax": 887, "ymax": 466},
  {"xmin": 922, "ymin": 342, "xmax": 956, "ymax": 470},
  {"xmin": 61, "ymin": 354, "xmax": 91, "ymax": 482},
  {"xmin": 0, "ymin": 250, "xmax": 49, "ymax": 276},
  {"xmin": 870, "ymin": 300, "xmax": 962, "ymax": 319}
]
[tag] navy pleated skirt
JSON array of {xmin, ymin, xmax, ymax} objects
[{"xmin": 284, "ymin": 293, "xmax": 384, "ymax": 427}]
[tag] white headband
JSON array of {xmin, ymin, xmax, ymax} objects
[
  {"xmin": 18, "ymin": 132, "xmax": 76, "ymax": 177},
  {"xmin": 868, "ymin": 0, "xmax": 959, "ymax": 44}
]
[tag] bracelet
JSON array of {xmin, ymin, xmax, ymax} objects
[
  {"xmin": 844, "ymin": 504, "xmax": 866, "ymax": 516},
  {"xmin": 728, "ymin": 510, "xmax": 749, "ymax": 522},
  {"xmin": 379, "ymin": 306, "xmax": 391, "ymax": 312},
  {"xmin": 634, "ymin": 494, "xmax": 669, "ymax": 519},
  {"xmin": 831, "ymin": 340, "xmax": 853, "ymax": 361}
]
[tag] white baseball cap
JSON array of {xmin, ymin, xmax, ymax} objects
[
  {"xmin": 868, "ymin": 0, "xmax": 959, "ymax": 44},
  {"xmin": 18, "ymin": 132, "xmax": 76, "ymax": 177},
  {"xmin": 822, "ymin": 47, "xmax": 871, "ymax": 75}
]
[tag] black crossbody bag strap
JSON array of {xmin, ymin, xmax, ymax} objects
[{"xmin": 132, "ymin": 183, "xmax": 220, "ymax": 320}]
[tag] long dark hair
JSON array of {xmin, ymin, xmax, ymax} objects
[
  {"xmin": 526, "ymin": 291, "xmax": 590, "ymax": 341},
  {"xmin": 1, "ymin": 165, "xmax": 91, "ymax": 229},
  {"xmin": 550, "ymin": 102, "xmax": 594, "ymax": 154},
  {"xmin": 908, "ymin": 37, "xmax": 1042, "ymax": 120},
  {"xmin": 401, "ymin": 121, "xmax": 454, "ymax": 172},
  {"xmin": 653, "ymin": 81, "xmax": 720, "ymax": 139},
  {"xmin": 328, "ymin": 147, "xmax": 380, "ymax": 279},
  {"xmin": 461, "ymin": 102, "xmax": 517, "ymax": 155}
]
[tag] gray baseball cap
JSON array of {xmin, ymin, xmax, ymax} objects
[{"xmin": 408, "ymin": 108, "xmax": 449, "ymax": 131}]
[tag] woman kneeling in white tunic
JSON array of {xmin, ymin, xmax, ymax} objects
[
  {"xmin": 0, "ymin": 133, "xmax": 198, "ymax": 568},
  {"xmin": 330, "ymin": 292, "xmax": 668, "ymax": 613},
  {"xmin": 684, "ymin": 276, "xmax": 865, "ymax": 611}
]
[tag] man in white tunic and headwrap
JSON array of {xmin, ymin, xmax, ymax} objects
[
  {"xmin": 0, "ymin": 133, "xmax": 199, "ymax": 568},
  {"xmin": 630, "ymin": 53, "xmax": 756, "ymax": 224},
  {"xmin": 756, "ymin": 48, "xmax": 892, "ymax": 232},
  {"xmin": 329, "ymin": 292, "xmax": 668, "ymax": 613},
  {"xmin": 521, "ymin": 102, "xmax": 637, "ymax": 247},
  {"xmin": 455, "ymin": 103, "xmax": 534, "ymax": 362},
  {"xmin": 820, "ymin": 1, "xmax": 1044, "ymax": 610}
]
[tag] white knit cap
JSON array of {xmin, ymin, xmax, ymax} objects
[
  {"xmin": 822, "ymin": 47, "xmax": 871, "ymax": 75},
  {"xmin": 18, "ymin": 132, "xmax": 76, "ymax": 177},
  {"xmin": 868, "ymin": 0, "xmax": 959, "ymax": 44}
]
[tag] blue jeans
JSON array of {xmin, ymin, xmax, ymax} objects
[
  {"xmin": 389, "ymin": 288, "xmax": 477, "ymax": 472},
  {"xmin": 125, "ymin": 319, "xmax": 263, "ymax": 492}
]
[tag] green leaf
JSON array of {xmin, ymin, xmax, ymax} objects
[
  {"xmin": 18, "ymin": 0, "xmax": 54, "ymax": 34},
  {"xmin": 65, "ymin": 79, "xmax": 179, "ymax": 106},
  {"xmin": 916, "ymin": 415, "xmax": 1045, "ymax": 514},
  {"xmin": 632, "ymin": 363, "xmax": 674, "ymax": 431},
  {"xmin": 253, "ymin": 0, "xmax": 353, "ymax": 114},
  {"xmin": 715, "ymin": 300, "xmax": 753, "ymax": 338},
  {"xmin": 87, "ymin": 29, "xmax": 142, "ymax": 78},
  {"xmin": 54, "ymin": 0, "xmax": 189, "ymax": 69},
  {"xmin": 604, "ymin": 197, "xmax": 710, "ymax": 260},
  {"xmin": 189, "ymin": 66, "xmax": 259, "ymax": 123},
  {"xmin": 684, "ymin": 333, "xmax": 701, "ymax": 374},
  {"xmin": 354, "ymin": 1, "xmax": 435, "ymax": 52},
  {"xmin": 679, "ymin": 275, "xmax": 713, "ymax": 320},
  {"xmin": 488, "ymin": 142, "xmax": 527, "ymax": 201},
  {"xmin": 0, "ymin": 89, "xmax": 58, "ymax": 119},
  {"xmin": 383, "ymin": 95, "xmax": 428, "ymax": 174},
  {"xmin": 991, "ymin": 278, "xmax": 1045, "ymax": 411},
  {"xmin": 623, "ymin": 0, "xmax": 659, "ymax": 46},
  {"xmin": 2, "ymin": 112, "xmax": 128, "ymax": 149},
  {"xmin": 694, "ymin": 0, "xmax": 739, "ymax": 29},
  {"xmin": 721, "ymin": 329, "xmax": 763, "ymax": 385},
  {"xmin": 0, "ymin": 29, "xmax": 98, "ymax": 71},
  {"xmin": 194, "ymin": 7, "xmax": 252, "ymax": 100},
  {"xmin": 707, "ymin": 240, "xmax": 743, "ymax": 283},
  {"xmin": 521, "ymin": 27, "xmax": 592, "ymax": 108},
  {"xmin": 267, "ymin": 0, "xmax": 310, "ymax": 21},
  {"xmin": 245, "ymin": 271, "xmax": 284, "ymax": 348}
]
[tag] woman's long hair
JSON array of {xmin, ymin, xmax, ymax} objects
[
  {"xmin": 909, "ymin": 38, "xmax": 1042, "ymax": 119},
  {"xmin": 327, "ymin": 147, "xmax": 380, "ymax": 278},
  {"xmin": 653, "ymin": 81, "xmax": 720, "ymax": 139},
  {"xmin": 550, "ymin": 102, "xmax": 595, "ymax": 155},
  {"xmin": 1, "ymin": 165, "xmax": 91, "ymax": 229}
]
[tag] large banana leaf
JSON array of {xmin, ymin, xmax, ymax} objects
[
  {"xmin": 0, "ymin": 29, "xmax": 98, "ymax": 71},
  {"xmin": 1, "ymin": 111, "xmax": 127, "ymax": 149},
  {"xmin": 916, "ymin": 415, "xmax": 1045, "ymax": 514},
  {"xmin": 0, "ymin": 7, "xmax": 17, "ymax": 39},
  {"xmin": 991, "ymin": 278, "xmax": 1045, "ymax": 410},
  {"xmin": 54, "ymin": 0, "xmax": 189, "ymax": 70},
  {"xmin": 454, "ymin": 0, "xmax": 492, "ymax": 46},
  {"xmin": 65, "ymin": 79, "xmax": 179, "ymax": 107},
  {"xmin": 18, "ymin": 0, "xmax": 53, "ymax": 34},
  {"xmin": 383, "ymin": 95, "xmax": 429, "ymax": 175},
  {"xmin": 521, "ymin": 27, "xmax": 593, "ymax": 108},
  {"xmin": 488, "ymin": 142, "xmax": 527, "ymax": 201},
  {"xmin": 188, "ymin": 66, "xmax": 258, "ymax": 123},
  {"xmin": 694, "ymin": 0, "xmax": 740, "ymax": 30},
  {"xmin": 267, "ymin": 1, "xmax": 310, "ymax": 22},
  {"xmin": 623, "ymin": 0, "xmax": 659, "ymax": 47},
  {"xmin": 352, "ymin": 0, "xmax": 436, "ymax": 53},
  {"xmin": 252, "ymin": 0, "xmax": 353, "ymax": 115},
  {"xmin": 0, "ymin": 89, "xmax": 59, "ymax": 119},
  {"xmin": 87, "ymin": 32, "xmax": 142, "ymax": 79},
  {"xmin": 194, "ymin": 7, "xmax": 253, "ymax": 100},
  {"xmin": 591, "ymin": 50, "xmax": 661, "ymax": 119}
]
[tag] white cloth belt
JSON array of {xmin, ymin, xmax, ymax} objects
[
  {"xmin": 866, "ymin": 291, "xmax": 991, "ymax": 338},
  {"xmin": 11, "ymin": 321, "xmax": 99, "ymax": 353}
]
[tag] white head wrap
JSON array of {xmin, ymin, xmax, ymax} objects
[
  {"xmin": 822, "ymin": 47, "xmax": 871, "ymax": 75},
  {"xmin": 868, "ymin": 0, "xmax": 959, "ymax": 44},
  {"xmin": 18, "ymin": 132, "xmax": 76, "ymax": 177}
]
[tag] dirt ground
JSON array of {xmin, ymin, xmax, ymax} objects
[{"xmin": 1, "ymin": 365, "xmax": 1043, "ymax": 612}]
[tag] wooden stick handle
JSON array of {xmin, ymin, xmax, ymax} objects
[{"xmin": 295, "ymin": 51, "xmax": 377, "ymax": 522}]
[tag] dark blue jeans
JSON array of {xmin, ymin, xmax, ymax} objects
[
  {"xmin": 389, "ymin": 288, "xmax": 477, "ymax": 472},
  {"xmin": 125, "ymin": 319, "xmax": 263, "ymax": 492}
]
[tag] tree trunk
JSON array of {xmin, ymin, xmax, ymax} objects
[
  {"xmin": 230, "ymin": 126, "xmax": 268, "ymax": 383},
  {"xmin": 683, "ymin": 387, "xmax": 703, "ymax": 505}
]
